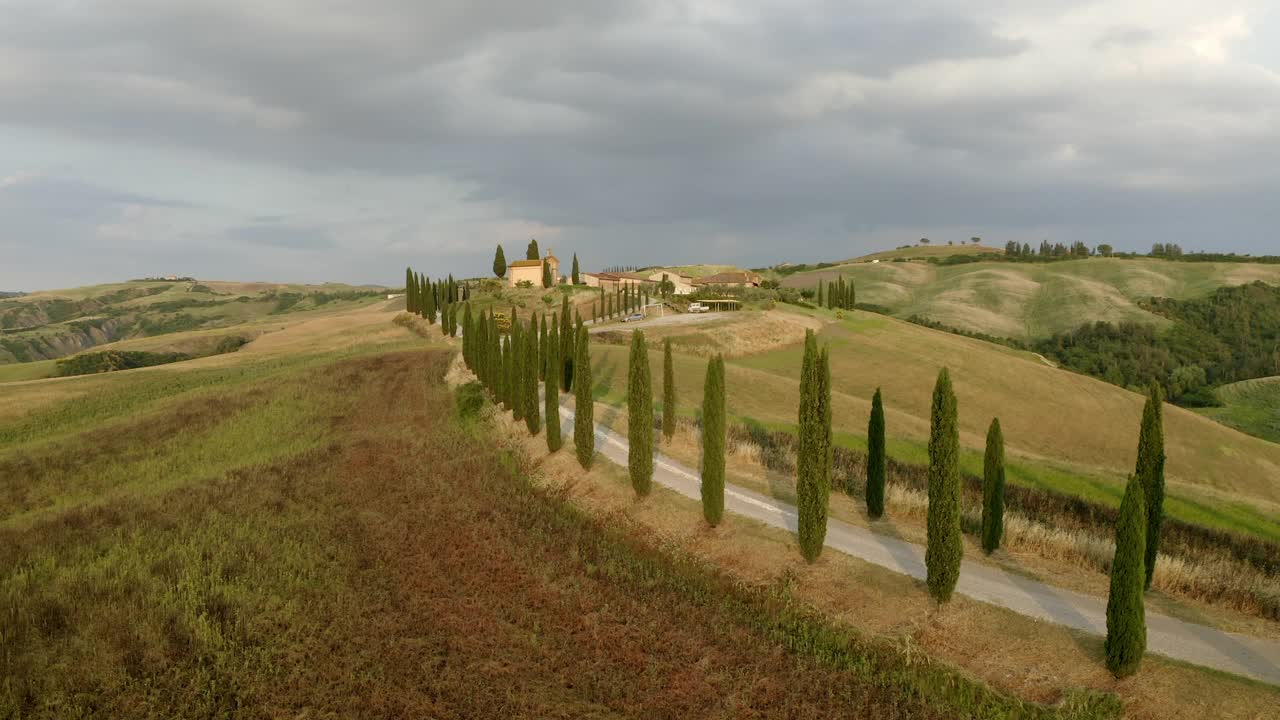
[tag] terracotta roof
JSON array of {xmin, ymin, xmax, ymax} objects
[{"xmin": 509, "ymin": 259, "xmax": 542, "ymax": 268}]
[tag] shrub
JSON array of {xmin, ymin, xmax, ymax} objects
[{"xmin": 455, "ymin": 382, "xmax": 487, "ymax": 419}]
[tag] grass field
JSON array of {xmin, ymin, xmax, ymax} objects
[
  {"xmin": 1199, "ymin": 377, "xmax": 1280, "ymax": 444},
  {"xmin": 586, "ymin": 306, "xmax": 1280, "ymax": 542},
  {"xmin": 779, "ymin": 257, "xmax": 1280, "ymax": 340},
  {"xmin": 2, "ymin": 312, "xmax": 1124, "ymax": 718}
]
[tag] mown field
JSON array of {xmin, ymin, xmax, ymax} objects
[
  {"xmin": 778, "ymin": 257, "xmax": 1280, "ymax": 341},
  {"xmin": 2, "ymin": 313, "xmax": 1121, "ymax": 718},
  {"xmin": 587, "ymin": 306, "xmax": 1280, "ymax": 543},
  {"xmin": 1199, "ymin": 377, "xmax": 1280, "ymax": 444}
]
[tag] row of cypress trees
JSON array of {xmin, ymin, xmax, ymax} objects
[
  {"xmin": 816, "ymin": 276, "xmax": 856, "ymax": 310},
  {"xmin": 453, "ymin": 284, "xmax": 1162, "ymax": 679},
  {"xmin": 405, "ymin": 267, "xmax": 465, "ymax": 335}
]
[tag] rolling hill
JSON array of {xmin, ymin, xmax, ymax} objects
[
  {"xmin": 1198, "ymin": 377, "xmax": 1280, "ymax": 444},
  {"xmin": 778, "ymin": 257, "xmax": 1280, "ymax": 341},
  {"xmin": 587, "ymin": 305, "xmax": 1280, "ymax": 542},
  {"xmin": 0, "ymin": 280, "xmax": 389, "ymax": 374}
]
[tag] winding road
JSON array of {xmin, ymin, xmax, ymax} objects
[{"xmin": 555, "ymin": 401, "xmax": 1280, "ymax": 687}]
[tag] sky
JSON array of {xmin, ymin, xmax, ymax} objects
[{"xmin": 1, "ymin": 0, "xmax": 1278, "ymax": 290}]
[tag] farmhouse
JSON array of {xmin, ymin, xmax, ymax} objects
[
  {"xmin": 693, "ymin": 271, "xmax": 761, "ymax": 288},
  {"xmin": 508, "ymin": 249, "xmax": 559, "ymax": 287},
  {"xmin": 647, "ymin": 270, "xmax": 695, "ymax": 295},
  {"xmin": 581, "ymin": 271, "xmax": 652, "ymax": 292}
]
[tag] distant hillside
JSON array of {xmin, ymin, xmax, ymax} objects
[
  {"xmin": 779, "ymin": 256, "xmax": 1280, "ymax": 341},
  {"xmin": 0, "ymin": 280, "xmax": 389, "ymax": 365},
  {"xmin": 1198, "ymin": 377, "xmax": 1280, "ymax": 444}
]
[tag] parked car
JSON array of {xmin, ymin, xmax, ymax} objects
[
  {"xmin": 623, "ymin": 312, "xmax": 644, "ymax": 322},
  {"xmin": 687, "ymin": 302, "xmax": 708, "ymax": 313}
]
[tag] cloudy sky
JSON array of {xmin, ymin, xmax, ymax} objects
[{"xmin": 1, "ymin": 1, "xmax": 1278, "ymax": 289}]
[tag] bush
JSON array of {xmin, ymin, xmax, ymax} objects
[
  {"xmin": 214, "ymin": 335, "xmax": 249, "ymax": 354},
  {"xmin": 454, "ymin": 382, "xmax": 487, "ymax": 419}
]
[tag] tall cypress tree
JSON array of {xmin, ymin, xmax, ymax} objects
[
  {"xmin": 546, "ymin": 323, "xmax": 562, "ymax": 452},
  {"xmin": 981, "ymin": 418, "xmax": 1006, "ymax": 554},
  {"xmin": 462, "ymin": 303, "xmax": 473, "ymax": 366},
  {"xmin": 524, "ymin": 321, "xmax": 541, "ymax": 435},
  {"xmin": 488, "ymin": 313, "xmax": 500, "ymax": 393},
  {"xmin": 405, "ymin": 268, "xmax": 415, "ymax": 313},
  {"xmin": 796, "ymin": 331, "xmax": 831, "ymax": 562},
  {"xmin": 493, "ymin": 244, "xmax": 507, "ymax": 279},
  {"xmin": 662, "ymin": 337, "xmax": 676, "ymax": 441},
  {"xmin": 574, "ymin": 325, "xmax": 594, "ymax": 469},
  {"xmin": 1135, "ymin": 385, "xmax": 1166, "ymax": 590},
  {"xmin": 701, "ymin": 354, "xmax": 726, "ymax": 526},
  {"xmin": 816, "ymin": 279, "xmax": 824, "ymax": 308},
  {"xmin": 926, "ymin": 368, "xmax": 962, "ymax": 603},
  {"xmin": 538, "ymin": 314, "xmax": 548, "ymax": 381},
  {"xmin": 526, "ymin": 238, "xmax": 540, "ymax": 260},
  {"xmin": 572, "ymin": 253, "xmax": 580, "ymax": 285},
  {"xmin": 559, "ymin": 296, "xmax": 573, "ymax": 391},
  {"xmin": 511, "ymin": 319, "xmax": 525, "ymax": 421},
  {"xmin": 499, "ymin": 334, "xmax": 512, "ymax": 410},
  {"xmin": 628, "ymin": 330, "xmax": 654, "ymax": 496},
  {"xmin": 542, "ymin": 259, "xmax": 553, "ymax": 288},
  {"xmin": 426, "ymin": 280, "xmax": 438, "ymax": 324},
  {"xmin": 866, "ymin": 387, "xmax": 886, "ymax": 519},
  {"xmin": 1105, "ymin": 474, "xmax": 1148, "ymax": 678}
]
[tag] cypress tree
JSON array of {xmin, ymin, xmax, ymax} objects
[
  {"xmin": 981, "ymin": 418, "xmax": 1006, "ymax": 554},
  {"xmin": 701, "ymin": 354, "xmax": 726, "ymax": 526},
  {"xmin": 524, "ymin": 321, "xmax": 541, "ymax": 435},
  {"xmin": 473, "ymin": 310, "xmax": 486, "ymax": 380},
  {"xmin": 866, "ymin": 387, "xmax": 886, "ymax": 519},
  {"xmin": 462, "ymin": 304, "xmax": 474, "ymax": 366},
  {"xmin": 493, "ymin": 244, "xmax": 507, "ymax": 279},
  {"xmin": 538, "ymin": 314, "xmax": 548, "ymax": 381},
  {"xmin": 849, "ymin": 281, "xmax": 856, "ymax": 310},
  {"xmin": 1135, "ymin": 385, "xmax": 1166, "ymax": 590},
  {"xmin": 488, "ymin": 313, "xmax": 500, "ymax": 393},
  {"xmin": 926, "ymin": 368, "xmax": 962, "ymax": 603},
  {"xmin": 542, "ymin": 259, "xmax": 553, "ymax": 288},
  {"xmin": 572, "ymin": 253, "xmax": 580, "ymax": 285},
  {"xmin": 796, "ymin": 331, "xmax": 831, "ymax": 562},
  {"xmin": 546, "ymin": 323, "xmax": 562, "ymax": 452},
  {"xmin": 628, "ymin": 330, "xmax": 654, "ymax": 497},
  {"xmin": 499, "ymin": 334, "xmax": 512, "ymax": 410},
  {"xmin": 526, "ymin": 238, "xmax": 540, "ymax": 260},
  {"xmin": 405, "ymin": 268, "xmax": 415, "ymax": 313},
  {"xmin": 511, "ymin": 320, "xmax": 525, "ymax": 421},
  {"xmin": 574, "ymin": 325, "xmax": 594, "ymax": 469},
  {"xmin": 1105, "ymin": 474, "xmax": 1148, "ymax": 678},
  {"xmin": 662, "ymin": 337, "xmax": 676, "ymax": 441},
  {"xmin": 559, "ymin": 296, "xmax": 573, "ymax": 391}
]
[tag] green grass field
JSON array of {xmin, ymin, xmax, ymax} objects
[
  {"xmin": 779, "ymin": 257, "xmax": 1280, "ymax": 340},
  {"xmin": 587, "ymin": 306, "xmax": 1280, "ymax": 542},
  {"xmin": 1198, "ymin": 377, "xmax": 1280, "ymax": 444}
]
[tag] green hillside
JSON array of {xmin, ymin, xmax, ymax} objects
[
  {"xmin": 779, "ymin": 257, "xmax": 1280, "ymax": 341},
  {"xmin": 1198, "ymin": 377, "xmax": 1280, "ymax": 444}
]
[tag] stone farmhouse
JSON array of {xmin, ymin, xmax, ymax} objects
[{"xmin": 508, "ymin": 249, "xmax": 560, "ymax": 287}]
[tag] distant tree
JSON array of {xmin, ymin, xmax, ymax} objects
[
  {"xmin": 1105, "ymin": 474, "xmax": 1148, "ymax": 678},
  {"xmin": 526, "ymin": 238, "xmax": 540, "ymax": 260},
  {"xmin": 574, "ymin": 325, "xmax": 594, "ymax": 469},
  {"xmin": 524, "ymin": 320, "xmax": 541, "ymax": 435},
  {"xmin": 701, "ymin": 354, "xmax": 726, "ymax": 526},
  {"xmin": 981, "ymin": 418, "xmax": 1005, "ymax": 554},
  {"xmin": 542, "ymin": 259, "xmax": 553, "ymax": 289},
  {"xmin": 545, "ymin": 323, "xmax": 562, "ymax": 452},
  {"xmin": 866, "ymin": 388, "xmax": 886, "ymax": 519},
  {"xmin": 662, "ymin": 337, "xmax": 676, "ymax": 441},
  {"xmin": 1135, "ymin": 385, "xmax": 1166, "ymax": 590},
  {"xmin": 796, "ymin": 331, "xmax": 831, "ymax": 562},
  {"xmin": 405, "ymin": 268, "xmax": 417, "ymax": 314},
  {"xmin": 920, "ymin": 238, "xmax": 930, "ymax": 245},
  {"xmin": 971, "ymin": 237, "xmax": 981, "ymax": 245},
  {"xmin": 926, "ymin": 368, "xmax": 962, "ymax": 603},
  {"xmin": 499, "ymin": 334, "xmax": 512, "ymax": 411},
  {"xmin": 493, "ymin": 244, "xmax": 507, "ymax": 279},
  {"xmin": 816, "ymin": 280, "xmax": 825, "ymax": 307},
  {"xmin": 628, "ymin": 330, "xmax": 653, "ymax": 496},
  {"xmin": 1098, "ymin": 244, "xmax": 1114, "ymax": 257},
  {"xmin": 572, "ymin": 253, "xmax": 581, "ymax": 285},
  {"xmin": 425, "ymin": 277, "xmax": 438, "ymax": 323},
  {"xmin": 1021, "ymin": 242, "xmax": 1032, "ymax": 257}
]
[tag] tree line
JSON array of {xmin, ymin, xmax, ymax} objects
[{"xmin": 433, "ymin": 276, "xmax": 1165, "ymax": 680}]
